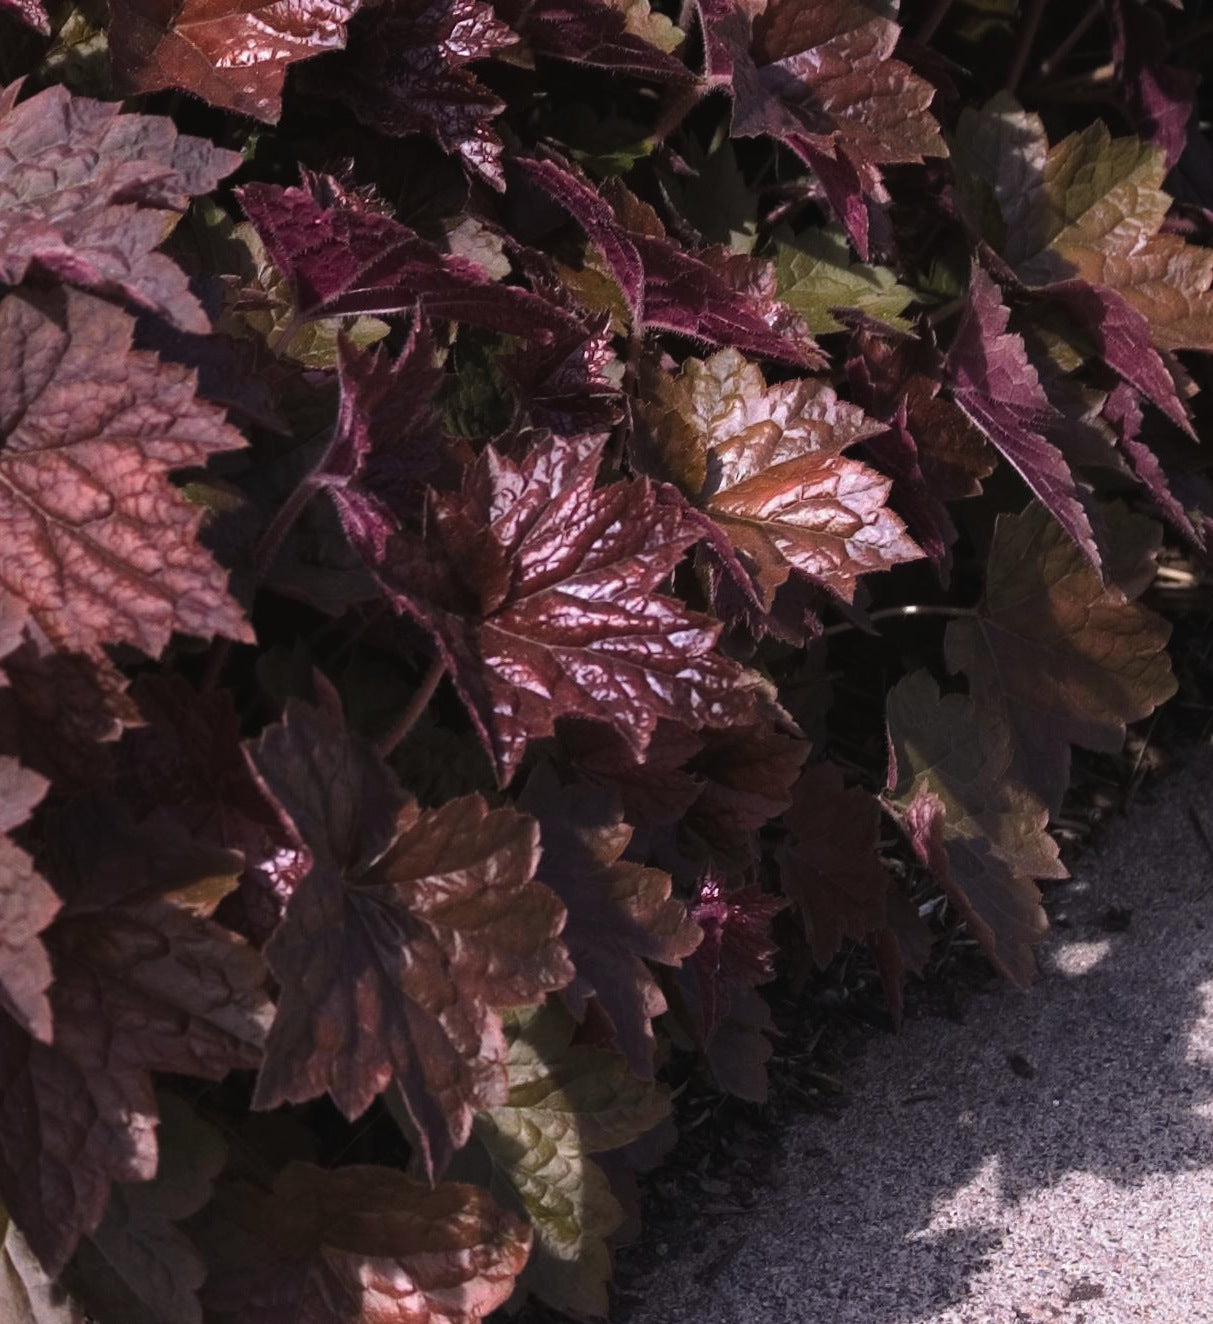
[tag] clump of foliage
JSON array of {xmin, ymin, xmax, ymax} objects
[{"xmin": 0, "ymin": 0, "xmax": 1209, "ymax": 1318}]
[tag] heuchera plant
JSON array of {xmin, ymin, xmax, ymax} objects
[{"xmin": 0, "ymin": 0, "xmax": 1208, "ymax": 1317}]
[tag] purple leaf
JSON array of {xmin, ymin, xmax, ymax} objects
[{"xmin": 945, "ymin": 266, "xmax": 1100, "ymax": 569}]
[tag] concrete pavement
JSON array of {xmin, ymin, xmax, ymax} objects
[{"xmin": 623, "ymin": 749, "xmax": 1213, "ymax": 1324}]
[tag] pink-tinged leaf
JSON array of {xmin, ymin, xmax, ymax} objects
[
  {"xmin": 1102, "ymin": 383, "xmax": 1202, "ymax": 547},
  {"xmin": 1045, "ymin": 279, "xmax": 1192, "ymax": 435},
  {"xmin": 493, "ymin": 0, "xmax": 694, "ymax": 82},
  {"xmin": 1108, "ymin": 0, "xmax": 1196, "ymax": 169},
  {"xmin": 0, "ymin": 83, "xmax": 241, "ymax": 331},
  {"xmin": 516, "ymin": 161, "xmax": 823, "ymax": 366},
  {"xmin": 0, "ymin": 288, "xmax": 252, "ymax": 658},
  {"xmin": 945, "ymin": 502, "xmax": 1176, "ymax": 813},
  {"xmin": 199, "ymin": 1163, "xmax": 531, "ymax": 1324},
  {"xmin": 322, "ymin": 324, "xmax": 446, "ymax": 530},
  {"xmin": 0, "ymin": 0, "xmax": 48, "ymax": 33},
  {"xmin": 885, "ymin": 670, "xmax": 1067, "ymax": 987},
  {"xmin": 518, "ymin": 766, "xmax": 701, "ymax": 1076},
  {"xmin": 701, "ymin": 0, "xmax": 945, "ymax": 254},
  {"xmin": 0, "ymin": 757, "xmax": 57, "ymax": 1042},
  {"xmin": 245, "ymin": 697, "xmax": 572, "ymax": 1180},
  {"xmin": 108, "ymin": 0, "xmax": 362, "ymax": 123},
  {"xmin": 0, "ymin": 807, "xmax": 271, "ymax": 1274},
  {"xmin": 945, "ymin": 266, "xmax": 1100, "ymax": 569},
  {"xmin": 334, "ymin": 432, "xmax": 773, "ymax": 784},
  {"xmin": 237, "ymin": 176, "xmax": 579, "ymax": 338},
  {"xmin": 778, "ymin": 761, "xmax": 890, "ymax": 968},
  {"xmin": 639, "ymin": 348, "xmax": 920, "ymax": 608},
  {"xmin": 309, "ymin": 0, "xmax": 517, "ymax": 188},
  {"xmin": 680, "ymin": 874, "xmax": 785, "ymax": 1102}
]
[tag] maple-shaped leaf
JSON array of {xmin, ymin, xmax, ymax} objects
[
  {"xmin": 108, "ymin": 0, "xmax": 361, "ymax": 122},
  {"xmin": 778, "ymin": 761, "xmax": 890, "ymax": 968},
  {"xmin": 199, "ymin": 1162, "xmax": 530, "ymax": 1323},
  {"xmin": 237, "ymin": 176, "xmax": 578, "ymax": 339},
  {"xmin": 0, "ymin": 757, "xmax": 58, "ymax": 1042},
  {"xmin": 69, "ymin": 1094, "xmax": 226, "ymax": 1324},
  {"xmin": 320, "ymin": 324, "xmax": 446, "ymax": 531},
  {"xmin": 954, "ymin": 97, "xmax": 1213, "ymax": 356},
  {"xmin": 945, "ymin": 266, "xmax": 1100, "ymax": 569},
  {"xmin": 475, "ymin": 1002, "xmax": 670, "ymax": 1317},
  {"xmin": 638, "ymin": 347, "xmax": 921, "ymax": 607},
  {"xmin": 514, "ymin": 159, "xmax": 824, "ymax": 367},
  {"xmin": 492, "ymin": 0, "xmax": 693, "ymax": 82},
  {"xmin": 0, "ymin": 82, "xmax": 240, "ymax": 331},
  {"xmin": 701, "ymin": 0, "xmax": 945, "ymax": 255},
  {"xmin": 885, "ymin": 670, "xmax": 1067, "ymax": 987},
  {"xmin": 0, "ymin": 288, "xmax": 252, "ymax": 658},
  {"xmin": 246, "ymin": 696, "xmax": 572, "ymax": 1180},
  {"xmin": 945, "ymin": 502, "xmax": 1176, "ymax": 813},
  {"xmin": 518, "ymin": 766, "xmax": 701, "ymax": 1077},
  {"xmin": 0, "ymin": 806, "xmax": 271, "ymax": 1274},
  {"xmin": 774, "ymin": 227, "xmax": 915, "ymax": 334},
  {"xmin": 310, "ymin": 0, "xmax": 517, "ymax": 188},
  {"xmin": 0, "ymin": 0, "xmax": 48, "ymax": 31},
  {"xmin": 332, "ymin": 431, "xmax": 772, "ymax": 783}
]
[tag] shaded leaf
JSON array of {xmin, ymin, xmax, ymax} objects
[
  {"xmin": 311, "ymin": 0, "xmax": 517, "ymax": 188},
  {"xmin": 246, "ymin": 696, "xmax": 572, "ymax": 1180},
  {"xmin": 0, "ymin": 287, "xmax": 252, "ymax": 658},
  {"xmin": 639, "ymin": 347, "xmax": 920, "ymax": 607},
  {"xmin": 108, "ymin": 0, "xmax": 362, "ymax": 122},
  {"xmin": 332, "ymin": 431, "xmax": 773, "ymax": 784},
  {"xmin": 475, "ymin": 1001, "xmax": 670, "ymax": 1317},
  {"xmin": 0, "ymin": 83, "xmax": 240, "ymax": 331},
  {"xmin": 885, "ymin": 670, "xmax": 1067, "ymax": 987},
  {"xmin": 199, "ymin": 1162, "xmax": 530, "ymax": 1323},
  {"xmin": 70, "ymin": 1095, "xmax": 226, "ymax": 1324},
  {"xmin": 518, "ymin": 766, "xmax": 701, "ymax": 1076},
  {"xmin": 0, "ymin": 757, "xmax": 57, "ymax": 1042},
  {"xmin": 0, "ymin": 807, "xmax": 270, "ymax": 1274},
  {"xmin": 944, "ymin": 265, "xmax": 1099, "ymax": 568},
  {"xmin": 778, "ymin": 761, "xmax": 890, "ymax": 967},
  {"xmin": 945, "ymin": 501, "xmax": 1176, "ymax": 812}
]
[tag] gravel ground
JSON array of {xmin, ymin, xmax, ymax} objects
[{"xmin": 623, "ymin": 748, "xmax": 1213, "ymax": 1324}]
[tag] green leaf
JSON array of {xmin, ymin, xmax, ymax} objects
[
  {"xmin": 474, "ymin": 1002, "xmax": 669, "ymax": 1317},
  {"xmin": 774, "ymin": 228, "xmax": 915, "ymax": 334}
]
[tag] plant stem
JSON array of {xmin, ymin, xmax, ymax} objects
[
  {"xmin": 916, "ymin": 0, "xmax": 955, "ymax": 45},
  {"xmin": 252, "ymin": 476, "xmax": 320, "ymax": 579},
  {"xmin": 821, "ymin": 604, "xmax": 977, "ymax": 637},
  {"xmin": 1039, "ymin": 1, "xmax": 1101, "ymax": 78},
  {"xmin": 377, "ymin": 655, "xmax": 447, "ymax": 757},
  {"xmin": 1005, "ymin": 0, "xmax": 1047, "ymax": 92}
]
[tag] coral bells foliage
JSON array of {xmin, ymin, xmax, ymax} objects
[{"xmin": 2, "ymin": 0, "xmax": 1212, "ymax": 1314}]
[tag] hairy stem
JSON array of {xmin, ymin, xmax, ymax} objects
[
  {"xmin": 916, "ymin": 0, "xmax": 955, "ymax": 45},
  {"xmin": 377, "ymin": 654, "xmax": 448, "ymax": 757},
  {"xmin": 822, "ymin": 604, "xmax": 978, "ymax": 637},
  {"xmin": 1039, "ymin": 1, "xmax": 1102, "ymax": 78},
  {"xmin": 1005, "ymin": 0, "xmax": 1047, "ymax": 91},
  {"xmin": 252, "ymin": 476, "xmax": 321, "ymax": 579}
]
